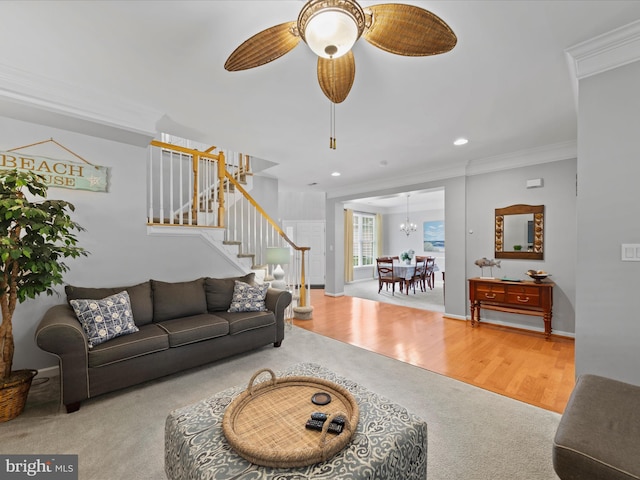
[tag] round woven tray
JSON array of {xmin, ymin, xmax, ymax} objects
[{"xmin": 222, "ymin": 368, "xmax": 359, "ymax": 468}]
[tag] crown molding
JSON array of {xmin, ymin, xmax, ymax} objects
[
  {"xmin": 465, "ymin": 140, "xmax": 577, "ymax": 177},
  {"xmin": 0, "ymin": 63, "xmax": 162, "ymax": 144},
  {"xmin": 326, "ymin": 163, "xmax": 465, "ymax": 199},
  {"xmin": 326, "ymin": 140, "xmax": 576, "ymax": 200},
  {"xmin": 566, "ymin": 19, "xmax": 640, "ymax": 80}
]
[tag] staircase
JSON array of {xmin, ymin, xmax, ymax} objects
[{"xmin": 146, "ymin": 140, "xmax": 312, "ymax": 317}]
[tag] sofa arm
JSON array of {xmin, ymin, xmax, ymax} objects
[
  {"xmin": 35, "ymin": 304, "xmax": 90, "ymax": 411},
  {"xmin": 265, "ymin": 288, "xmax": 292, "ymax": 345}
]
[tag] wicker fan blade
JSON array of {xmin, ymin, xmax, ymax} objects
[
  {"xmin": 317, "ymin": 51, "xmax": 355, "ymax": 104},
  {"xmin": 362, "ymin": 4, "xmax": 456, "ymax": 56},
  {"xmin": 225, "ymin": 22, "xmax": 300, "ymax": 71}
]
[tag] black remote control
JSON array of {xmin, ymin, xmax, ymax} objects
[
  {"xmin": 305, "ymin": 418, "xmax": 343, "ymax": 434},
  {"xmin": 305, "ymin": 418, "xmax": 324, "ymax": 430},
  {"xmin": 311, "ymin": 412, "xmax": 345, "ymax": 425}
]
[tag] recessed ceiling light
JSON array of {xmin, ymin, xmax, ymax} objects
[
  {"xmin": 454, "ymin": 138, "xmax": 469, "ymax": 146},
  {"xmin": 331, "ymin": 172, "xmax": 341, "ymax": 177}
]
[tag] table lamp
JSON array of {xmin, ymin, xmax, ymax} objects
[{"xmin": 266, "ymin": 247, "xmax": 290, "ymax": 289}]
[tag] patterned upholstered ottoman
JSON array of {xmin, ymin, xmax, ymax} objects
[{"xmin": 165, "ymin": 363, "xmax": 428, "ymax": 479}]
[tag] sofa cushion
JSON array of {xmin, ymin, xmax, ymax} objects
[
  {"xmin": 88, "ymin": 324, "xmax": 169, "ymax": 368},
  {"xmin": 70, "ymin": 291, "xmax": 139, "ymax": 348},
  {"xmin": 66, "ymin": 281, "xmax": 154, "ymax": 326},
  {"xmin": 151, "ymin": 278, "xmax": 207, "ymax": 322},
  {"xmin": 156, "ymin": 314, "xmax": 229, "ymax": 347},
  {"xmin": 214, "ymin": 310, "xmax": 276, "ymax": 335},
  {"xmin": 205, "ymin": 273, "xmax": 255, "ymax": 311},
  {"xmin": 553, "ymin": 374, "xmax": 640, "ymax": 480},
  {"xmin": 227, "ymin": 280, "xmax": 268, "ymax": 313}
]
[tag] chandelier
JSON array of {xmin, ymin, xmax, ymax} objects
[{"xmin": 400, "ymin": 194, "xmax": 417, "ymax": 236}]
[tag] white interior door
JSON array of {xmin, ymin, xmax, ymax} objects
[{"xmin": 283, "ymin": 221, "xmax": 325, "ymax": 286}]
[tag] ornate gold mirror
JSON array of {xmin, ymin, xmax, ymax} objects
[{"xmin": 495, "ymin": 204, "xmax": 544, "ymax": 260}]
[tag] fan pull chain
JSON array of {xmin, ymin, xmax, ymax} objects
[
  {"xmin": 329, "ymin": 55, "xmax": 336, "ymax": 150},
  {"xmin": 330, "ymin": 101, "xmax": 336, "ymax": 150}
]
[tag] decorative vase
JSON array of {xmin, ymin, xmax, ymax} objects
[
  {"xmin": 0, "ymin": 369, "xmax": 37, "ymax": 422},
  {"xmin": 405, "ymin": 259, "xmax": 411, "ymax": 265}
]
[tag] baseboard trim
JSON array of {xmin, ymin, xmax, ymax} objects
[
  {"xmin": 464, "ymin": 315, "xmax": 575, "ymax": 339},
  {"xmin": 324, "ymin": 291, "xmax": 345, "ymax": 298}
]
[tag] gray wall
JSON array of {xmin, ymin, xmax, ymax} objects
[
  {"xmin": 1, "ymin": 116, "xmax": 278, "ymax": 371},
  {"xmin": 466, "ymin": 159, "xmax": 577, "ymax": 335},
  {"xmin": 249, "ymin": 175, "xmax": 280, "ymax": 220},
  {"xmin": 576, "ymin": 60, "xmax": 640, "ymax": 383},
  {"xmin": 385, "ymin": 207, "xmax": 446, "ymax": 272},
  {"xmin": 279, "ymin": 190, "xmax": 326, "ymax": 221}
]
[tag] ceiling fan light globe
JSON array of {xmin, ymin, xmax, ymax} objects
[{"xmin": 305, "ymin": 10, "xmax": 358, "ymax": 59}]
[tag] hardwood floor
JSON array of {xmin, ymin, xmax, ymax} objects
[{"xmin": 294, "ymin": 289, "xmax": 575, "ymax": 413}]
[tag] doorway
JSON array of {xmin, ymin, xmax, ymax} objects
[{"xmin": 343, "ymin": 188, "xmax": 445, "ymax": 311}]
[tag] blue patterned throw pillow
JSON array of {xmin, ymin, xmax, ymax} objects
[
  {"xmin": 70, "ymin": 291, "xmax": 139, "ymax": 348},
  {"xmin": 227, "ymin": 280, "xmax": 269, "ymax": 313}
]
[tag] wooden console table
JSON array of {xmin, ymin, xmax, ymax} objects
[{"xmin": 468, "ymin": 277, "xmax": 554, "ymax": 338}]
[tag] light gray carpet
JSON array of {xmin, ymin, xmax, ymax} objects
[
  {"xmin": 345, "ymin": 278, "xmax": 445, "ymax": 312},
  {"xmin": 1, "ymin": 327, "xmax": 560, "ymax": 479}
]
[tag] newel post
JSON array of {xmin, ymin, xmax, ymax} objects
[
  {"xmin": 217, "ymin": 151, "xmax": 226, "ymax": 228},
  {"xmin": 293, "ymin": 247, "xmax": 313, "ymax": 320},
  {"xmin": 191, "ymin": 152, "xmax": 200, "ymax": 222}
]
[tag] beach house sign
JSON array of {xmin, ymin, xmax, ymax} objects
[{"xmin": 0, "ymin": 150, "xmax": 108, "ymax": 192}]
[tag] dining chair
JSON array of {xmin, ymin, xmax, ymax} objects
[
  {"xmin": 376, "ymin": 257, "xmax": 403, "ymax": 295},
  {"xmin": 425, "ymin": 257, "xmax": 436, "ymax": 289},
  {"xmin": 413, "ymin": 256, "xmax": 429, "ymax": 292},
  {"xmin": 409, "ymin": 258, "xmax": 427, "ymax": 294}
]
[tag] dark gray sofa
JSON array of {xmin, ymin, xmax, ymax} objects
[
  {"xmin": 553, "ymin": 374, "xmax": 640, "ymax": 480},
  {"xmin": 35, "ymin": 274, "xmax": 292, "ymax": 413}
]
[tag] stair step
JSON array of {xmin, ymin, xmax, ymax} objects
[
  {"xmin": 223, "ymin": 241, "xmax": 241, "ymax": 246},
  {"xmin": 150, "ymin": 217, "xmax": 198, "ymax": 226}
]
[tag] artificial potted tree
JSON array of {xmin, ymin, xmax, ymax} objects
[{"xmin": 0, "ymin": 169, "xmax": 87, "ymax": 422}]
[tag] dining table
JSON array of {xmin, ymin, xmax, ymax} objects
[{"xmin": 394, "ymin": 262, "xmax": 439, "ymax": 294}]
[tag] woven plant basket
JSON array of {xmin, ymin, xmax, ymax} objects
[
  {"xmin": 0, "ymin": 369, "xmax": 37, "ymax": 422},
  {"xmin": 223, "ymin": 368, "xmax": 359, "ymax": 468}
]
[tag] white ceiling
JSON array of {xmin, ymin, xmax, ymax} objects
[{"xmin": 1, "ymin": 1, "xmax": 640, "ymax": 206}]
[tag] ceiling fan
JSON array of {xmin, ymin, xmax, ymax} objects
[{"xmin": 224, "ymin": 0, "xmax": 457, "ymax": 105}]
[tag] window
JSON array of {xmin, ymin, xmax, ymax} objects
[{"xmin": 353, "ymin": 213, "xmax": 375, "ymax": 267}]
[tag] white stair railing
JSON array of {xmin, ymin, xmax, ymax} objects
[
  {"xmin": 223, "ymin": 173, "xmax": 311, "ymax": 311},
  {"xmin": 147, "ymin": 141, "xmax": 224, "ymax": 226},
  {"xmin": 147, "ymin": 140, "xmax": 312, "ymax": 313}
]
